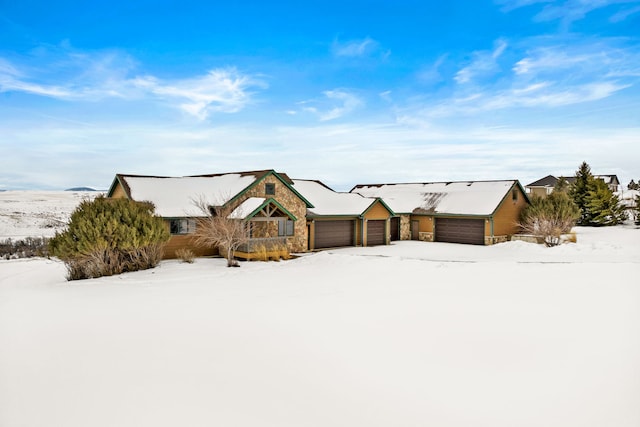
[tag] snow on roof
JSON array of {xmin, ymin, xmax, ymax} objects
[
  {"xmin": 121, "ymin": 174, "xmax": 258, "ymax": 217},
  {"xmin": 352, "ymin": 181, "xmax": 518, "ymax": 216},
  {"xmin": 228, "ymin": 197, "xmax": 266, "ymax": 219},
  {"xmin": 292, "ymin": 180, "xmax": 380, "ymax": 216}
]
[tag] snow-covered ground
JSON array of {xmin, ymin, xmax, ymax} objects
[
  {"xmin": 1, "ymin": 192, "xmax": 639, "ymax": 427},
  {"xmin": 0, "ymin": 190, "xmax": 100, "ymax": 239}
]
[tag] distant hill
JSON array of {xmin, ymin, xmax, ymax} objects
[{"xmin": 65, "ymin": 187, "xmax": 97, "ymax": 191}]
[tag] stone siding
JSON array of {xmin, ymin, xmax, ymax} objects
[
  {"xmin": 400, "ymin": 215, "xmax": 412, "ymax": 240},
  {"xmin": 418, "ymin": 232, "xmax": 434, "ymax": 242},
  {"xmin": 240, "ymin": 175, "xmax": 308, "ymax": 253}
]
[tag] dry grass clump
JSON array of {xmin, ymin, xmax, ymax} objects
[{"xmin": 175, "ymin": 248, "xmax": 196, "ymax": 263}]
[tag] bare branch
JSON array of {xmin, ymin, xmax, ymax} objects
[{"xmin": 192, "ymin": 196, "xmax": 250, "ymax": 267}]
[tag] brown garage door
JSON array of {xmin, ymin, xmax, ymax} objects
[
  {"xmin": 314, "ymin": 220, "xmax": 355, "ymax": 249},
  {"xmin": 390, "ymin": 217, "xmax": 400, "ymax": 241},
  {"xmin": 367, "ymin": 220, "xmax": 385, "ymax": 246},
  {"xmin": 435, "ymin": 218, "xmax": 485, "ymax": 245}
]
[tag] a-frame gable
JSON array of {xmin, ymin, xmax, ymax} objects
[
  {"xmin": 225, "ymin": 170, "xmax": 314, "ymax": 209},
  {"xmin": 107, "ymin": 174, "xmax": 132, "ymax": 199},
  {"xmin": 490, "ymin": 180, "xmax": 530, "ymax": 217}
]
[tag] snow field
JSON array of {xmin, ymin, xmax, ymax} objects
[{"xmin": 1, "ymin": 226, "xmax": 640, "ymax": 427}]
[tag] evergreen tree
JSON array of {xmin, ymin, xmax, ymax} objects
[
  {"xmin": 584, "ymin": 179, "xmax": 627, "ymax": 226},
  {"xmin": 628, "ymin": 179, "xmax": 637, "ymax": 190},
  {"xmin": 49, "ymin": 196, "xmax": 170, "ymax": 280},
  {"xmin": 569, "ymin": 161, "xmax": 595, "ymax": 225},
  {"xmin": 553, "ymin": 177, "xmax": 571, "ymax": 193}
]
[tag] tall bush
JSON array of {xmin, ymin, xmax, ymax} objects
[
  {"xmin": 49, "ymin": 196, "xmax": 170, "ymax": 280},
  {"xmin": 519, "ymin": 191, "xmax": 580, "ymax": 247}
]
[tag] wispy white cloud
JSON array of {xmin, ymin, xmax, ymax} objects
[
  {"xmin": 455, "ymin": 39, "xmax": 508, "ymax": 84},
  {"xmin": 319, "ymin": 90, "xmax": 363, "ymax": 121},
  {"xmin": 331, "ymin": 37, "xmax": 388, "ymax": 58},
  {"xmin": 300, "ymin": 90, "xmax": 363, "ymax": 121},
  {"xmin": 0, "ymin": 50, "xmax": 264, "ymax": 120},
  {"xmin": 133, "ymin": 69, "xmax": 264, "ymax": 120},
  {"xmin": 513, "ymin": 42, "xmax": 640, "ymax": 81},
  {"xmin": 496, "ymin": 0, "xmax": 552, "ymax": 12},
  {"xmin": 609, "ymin": 4, "xmax": 640, "ymax": 21},
  {"xmin": 420, "ymin": 80, "xmax": 629, "ymax": 118},
  {"xmin": 416, "ymin": 54, "xmax": 448, "ymax": 85},
  {"xmin": 498, "ymin": 0, "xmax": 640, "ymax": 26}
]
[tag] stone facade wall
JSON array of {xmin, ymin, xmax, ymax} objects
[
  {"xmin": 418, "ymin": 232, "xmax": 434, "ymax": 242},
  {"xmin": 400, "ymin": 214, "xmax": 412, "ymax": 240},
  {"xmin": 485, "ymin": 235, "xmax": 509, "ymax": 245},
  {"xmin": 240, "ymin": 175, "xmax": 308, "ymax": 252}
]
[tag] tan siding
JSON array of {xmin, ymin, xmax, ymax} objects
[
  {"xmin": 161, "ymin": 221, "xmax": 217, "ymax": 259},
  {"xmin": 529, "ymin": 187, "xmax": 548, "ymax": 198},
  {"xmin": 411, "ymin": 215, "xmax": 434, "ymax": 233},
  {"xmin": 163, "ymin": 234, "xmax": 218, "ymax": 259},
  {"xmin": 110, "ymin": 182, "xmax": 128, "ymax": 199},
  {"xmin": 363, "ymin": 201, "xmax": 392, "ymax": 220},
  {"xmin": 493, "ymin": 185, "xmax": 528, "ymax": 236}
]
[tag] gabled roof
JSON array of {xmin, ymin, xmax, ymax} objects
[
  {"xmin": 229, "ymin": 197, "xmax": 297, "ymax": 221},
  {"xmin": 351, "ymin": 180, "xmax": 526, "ymax": 216},
  {"xmin": 526, "ymin": 175, "xmax": 558, "ymax": 187},
  {"xmin": 594, "ymin": 174, "xmax": 620, "ymax": 185},
  {"xmin": 107, "ymin": 169, "xmax": 313, "ymax": 218},
  {"xmin": 292, "ymin": 179, "xmax": 394, "ymax": 217},
  {"xmin": 526, "ymin": 174, "xmax": 619, "ymax": 188}
]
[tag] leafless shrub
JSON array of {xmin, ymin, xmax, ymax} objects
[
  {"xmin": 0, "ymin": 237, "xmax": 50, "ymax": 259},
  {"xmin": 519, "ymin": 192, "xmax": 580, "ymax": 247},
  {"xmin": 175, "ymin": 248, "xmax": 196, "ymax": 263},
  {"xmin": 192, "ymin": 198, "xmax": 250, "ymax": 267}
]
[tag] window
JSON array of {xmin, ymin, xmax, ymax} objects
[
  {"xmin": 278, "ymin": 219, "xmax": 294, "ymax": 236},
  {"xmin": 265, "ymin": 183, "xmax": 276, "ymax": 195},
  {"xmin": 512, "ymin": 189, "xmax": 518, "ymax": 201},
  {"xmin": 169, "ymin": 219, "xmax": 196, "ymax": 235}
]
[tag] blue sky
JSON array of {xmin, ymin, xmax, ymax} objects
[{"xmin": 1, "ymin": 0, "xmax": 639, "ymax": 190}]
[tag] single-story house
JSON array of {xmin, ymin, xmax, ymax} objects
[
  {"xmin": 351, "ymin": 180, "xmax": 530, "ymax": 245},
  {"xmin": 291, "ymin": 179, "xmax": 395, "ymax": 250},
  {"xmin": 107, "ymin": 170, "xmax": 313, "ymax": 259},
  {"xmin": 526, "ymin": 174, "xmax": 620, "ymax": 198}
]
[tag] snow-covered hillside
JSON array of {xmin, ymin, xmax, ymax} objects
[
  {"xmin": 1, "ymin": 192, "xmax": 639, "ymax": 427},
  {"xmin": 0, "ymin": 190, "xmax": 100, "ymax": 239}
]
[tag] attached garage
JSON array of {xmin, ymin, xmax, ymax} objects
[
  {"xmin": 314, "ymin": 220, "xmax": 355, "ymax": 249},
  {"xmin": 435, "ymin": 218, "xmax": 485, "ymax": 245},
  {"xmin": 367, "ymin": 220, "xmax": 386, "ymax": 246}
]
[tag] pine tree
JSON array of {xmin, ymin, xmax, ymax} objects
[
  {"xmin": 553, "ymin": 177, "xmax": 571, "ymax": 193},
  {"xmin": 584, "ymin": 179, "xmax": 627, "ymax": 226},
  {"xmin": 569, "ymin": 161, "xmax": 595, "ymax": 225}
]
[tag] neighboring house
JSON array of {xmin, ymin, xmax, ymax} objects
[
  {"xmin": 525, "ymin": 175, "xmax": 559, "ymax": 198},
  {"xmin": 351, "ymin": 180, "xmax": 530, "ymax": 245},
  {"xmin": 526, "ymin": 174, "xmax": 621, "ymax": 197},
  {"xmin": 617, "ymin": 189, "xmax": 639, "ymax": 220},
  {"xmin": 291, "ymin": 179, "xmax": 395, "ymax": 250},
  {"xmin": 107, "ymin": 170, "xmax": 313, "ymax": 259},
  {"xmin": 594, "ymin": 175, "xmax": 621, "ymax": 193}
]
